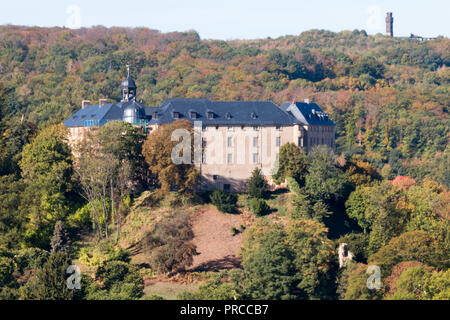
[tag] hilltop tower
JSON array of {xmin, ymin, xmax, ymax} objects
[{"xmin": 386, "ymin": 12, "xmax": 393, "ymax": 37}]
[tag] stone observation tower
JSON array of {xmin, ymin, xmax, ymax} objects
[{"xmin": 386, "ymin": 12, "xmax": 393, "ymax": 37}]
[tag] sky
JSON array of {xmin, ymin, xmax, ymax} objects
[{"xmin": 1, "ymin": 0, "xmax": 448, "ymax": 40}]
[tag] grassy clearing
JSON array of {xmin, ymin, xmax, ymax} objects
[{"xmin": 143, "ymin": 281, "xmax": 201, "ymax": 300}]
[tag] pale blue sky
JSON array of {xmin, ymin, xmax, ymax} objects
[{"xmin": 1, "ymin": 0, "xmax": 448, "ymax": 39}]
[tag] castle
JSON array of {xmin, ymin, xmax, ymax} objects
[{"xmin": 64, "ymin": 74, "xmax": 335, "ymax": 191}]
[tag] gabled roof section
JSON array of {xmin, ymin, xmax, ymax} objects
[
  {"xmin": 150, "ymin": 98, "xmax": 300, "ymax": 125},
  {"xmin": 280, "ymin": 102, "xmax": 335, "ymax": 126},
  {"xmin": 64, "ymin": 103, "xmax": 118, "ymax": 127}
]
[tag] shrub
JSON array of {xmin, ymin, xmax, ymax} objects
[
  {"xmin": 210, "ymin": 190, "xmax": 237, "ymax": 213},
  {"xmin": 144, "ymin": 212, "xmax": 196, "ymax": 274},
  {"xmin": 247, "ymin": 168, "xmax": 267, "ymax": 199},
  {"xmin": 231, "ymin": 227, "xmax": 238, "ymax": 236},
  {"xmin": 249, "ymin": 198, "xmax": 270, "ymax": 216}
]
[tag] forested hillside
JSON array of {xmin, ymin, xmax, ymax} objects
[
  {"xmin": 0, "ymin": 26, "xmax": 448, "ymax": 185},
  {"xmin": 0, "ymin": 26, "xmax": 448, "ymax": 300}
]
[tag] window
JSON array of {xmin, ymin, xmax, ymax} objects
[
  {"xmin": 223, "ymin": 184, "xmax": 230, "ymax": 191},
  {"xmin": 227, "ymin": 137, "xmax": 232, "ymax": 147},
  {"xmin": 213, "ymin": 175, "xmax": 218, "ymax": 180},
  {"xmin": 153, "ymin": 112, "xmax": 158, "ymax": 120},
  {"xmin": 202, "ymin": 153, "xmax": 206, "ymax": 163},
  {"xmin": 253, "ymin": 136, "xmax": 258, "ymax": 147},
  {"xmin": 276, "ymin": 136, "xmax": 281, "ymax": 147},
  {"xmin": 190, "ymin": 111, "xmax": 197, "ymax": 119},
  {"xmin": 173, "ymin": 112, "xmax": 179, "ymax": 119},
  {"xmin": 208, "ymin": 112, "xmax": 214, "ymax": 119},
  {"xmin": 276, "ymin": 125, "xmax": 281, "ymax": 131},
  {"xmin": 202, "ymin": 137, "xmax": 207, "ymax": 147},
  {"xmin": 227, "ymin": 153, "xmax": 232, "ymax": 164},
  {"xmin": 202, "ymin": 125, "xmax": 206, "ymax": 131},
  {"xmin": 215, "ymin": 126, "xmax": 219, "ymax": 130},
  {"xmin": 253, "ymin": 153, "xmax": 259, "ymax": 164},
  {"xmin": 241, "ymin": 125, "xmax": 245, "ymax": 130},
  {"xmin": 227, "ymin": 126, "xmax": 233, "ymax": 131},
  {"xmin": 253, "ymin": 126, "xmax": 259, "ymax": 131}
]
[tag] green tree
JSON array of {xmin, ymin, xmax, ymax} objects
[
  {"xmin": 210, "ymin": 189, "xmax": 237, "ymax": 213},
  {"xmin": 240, "ymin": 223, "xmax": 297, "ymax": 299},
  {"xmin": 249, "ymin": 198, "xmax": 270, "ymax": 216},
  {"xmin": 247, "ymin": 167, "xmax": 267, "ymax": 199},
  {"xmin": 22, "ymin": 252, "xmax": 74, "ymax": 300},
  {"xmin": 19, "ymin": 124, "xmax": 75, "ymax": 248},
  {"xmin": 305, "ymin": 145, "xmax": 349, "ymax": 202},
  {"xmin": 272, "ymin": 143, "xmax": 308, "ymax": 185}
]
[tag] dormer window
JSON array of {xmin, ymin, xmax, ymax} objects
[
  {"xmin": 153, "ymin": 112, "xmax": 158, "ymax": 120},
  {"xmin": 225, "ymin": 112, "xmax": 231, "ymax": 120},
  {"xmin": 173, "ymin": 112, "xmax": 180, "ymax": 119},
  {"xmin": 190, "ymin": 111, "xmax": 197, "ymax": 119},
  {"xmin": 251, "ymin": 112, "xmax": 257, "ymax": 119},
  {"xmin": 207, "ymin": 112, "xmax": 214, "ymax": 119}
]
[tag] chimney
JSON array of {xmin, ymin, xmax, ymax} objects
[
  {"xmin": 99, "ymin": 99, "xmax": 108, "ymax": 107},
  {"xmin": 304, "ymin": 98, "xmax": 310, "ymax": 104},
  {"xmin": 82, "ymin": 100, "xmax": 90, "ymax": 109}
]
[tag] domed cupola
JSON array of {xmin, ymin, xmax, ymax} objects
[
  {"xmin": 121, "ymin": 65, "xmax": 137, "ymax": 102},
  {"xmin": 123, "ymin": 102, "xmax": 145, "ymax": 124}
]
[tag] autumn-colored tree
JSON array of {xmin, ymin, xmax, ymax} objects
[{"xmin": 142, "ymin": 119, "xmax": 199, "ymax": 193}]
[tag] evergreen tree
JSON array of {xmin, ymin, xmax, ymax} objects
[
  {"xmin": 50, "ymin": 221, "xmax": 70, "ymax": 254},
  {"xmin": 25, "ymin": 252, "xmax": 74, "ymax": 300},
  {"xmin": 247, "ymin": 167, "xmax": 267, "ymax": 199}
]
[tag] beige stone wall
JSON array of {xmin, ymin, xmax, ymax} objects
[{"xmin": 198, "ymin": 124, "xmax": 298, "ymax": 191}]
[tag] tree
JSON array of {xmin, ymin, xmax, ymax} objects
[
  {"xmin": 178, "ymin": 272, "xmax": 241, "ymax": 300},
  {"xmin": 240, "ymin": 220, "xmax": 337, "ymax": 299},
  {"xmin": 74, "ymin": 121, "xmax": 141, "ymax": 241},
  {"xmin": 240, "ymin": 223, "xmax": 298, "ymax": 299},
  {"xmin": 210, "ymin": 189, "xmax": 237, "ymax": 213},
  {"xmin": 50, "ymin": 221, "xmax": 70, "ymax": 254},
  {"xmin": 144, "ymin": 212, "xmax": 196, "ymax": 274},
  {"xmin": 249, "ymin": 198, "xmax": 270, "ymax": 216},
  {"xmin": 305, "ymin": 145, "xmax": 349, "ymax": 202},
  {"xmin": 88, "ymin": 260, "xmax": 144, "ymax": 300},
  {"xmin": 23, "ymin": 252, "xmax": 74, "ymax": 300},
  {"xmin": 247, "ymin": 167, "xmax": 267, "ymax": 199},
  {"xmin": 19, "ymin": 124, "xmax": 75, "ymax": 248},
  {"xmin": 142, "ymin": 119, "xmax": 199, "ymax": 193},
  {"xmin": 345, "ymin": 181, "xmax": 408, "ymax": 252},
  {"xmin": 272, "ymin": 143, "xmax": 308, "ymax": 185},
  {"xmin": 337, "ymin": 262, "xmax": 383, "ymax": 300},
  {"xmin": 286, "ymin": 219, "xmax": 337, "ymax": 299},
  {"xmin": 368, "ymin": 231, "xmax": 449, "ymax": 278}
]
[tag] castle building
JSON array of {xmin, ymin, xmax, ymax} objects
[{"xmin": 64, "ymin": 75, "xmax": 335, "ymax": 191}]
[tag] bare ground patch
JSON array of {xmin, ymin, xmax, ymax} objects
[{"xmin": 188, "ymin": 205, "xmax": 251, "ymax": 271}]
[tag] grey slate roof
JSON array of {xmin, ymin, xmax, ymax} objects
[
  {"xmin": 64, "ymin": 101, "xmax": 148, "ymax": 127},
  {"xmin": 149, "ymin": 98, "xmax": 300, "ymax": 126},
  {"xmin": 279, "ymin": 102, "xmax": 335, "ymax": 126},
  {"xmin": 64, "ymin": 98, "xmax": 334, "ymax": 128}
]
